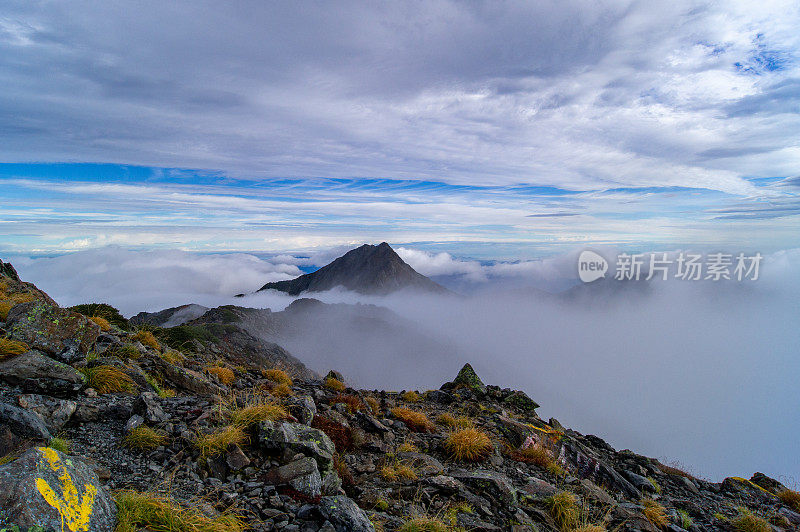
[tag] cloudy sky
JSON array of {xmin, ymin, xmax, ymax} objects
[{"xmin": 0, "ymin": 1, "xmax": 799, "ymax": 256}]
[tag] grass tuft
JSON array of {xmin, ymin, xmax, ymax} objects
[
  {"xmin": 545, "ymin": 491, "xmax": 580, "ymax": 531},
  {"xmin": 81, "ymin": 365, "xmax": 137, "ymax": 394},
  {"xmin": 392, "ymin": 407, "xmax": 434, "ymax": 433},
  {"xmin": 89, "ymin": 316, "xmax": 111, "ymax": 331},
  {"xmin": 397, "ymin": 441, "xmax": 419, "ymax": 453},
  {"xmin": 641, "ymin": 498, "xmax": 668, "ymax": 529},
  {"xmin": 731, "ymin": 508, "xmax": 770, "ymax": 532},
  {"xmin": 365, "ymin": 396, "xmax": 380, "ymax": 414},
  {"xmin": 114, "ymin": 490, "xmax": 246, "ymax": 532},
  {"xmin": 0, "ymin": 337, "xmax": 29, "ymax": 359},
  {"xmin": 436, "ymin": 413, "xmax": 473, "ymax": 429},
  {"xmin": 401, "ymin": 390, "xmax": 421, "ymax": 402},
  {"xmin": 195, "ymin": 425, "xmax": 245, "ymax": 459},
  {"xmin": 398, "ymin": 517, "xmax": 449, "ymax": 532},
  {"xmin": 230, "ymin": 401, "xmax": 287, "ymax": 427},
  {"xmin": 443, "ymin": 428, "xmax": 493, "ymax": 462},
  {"xmin": 206, "ymin": 365, "xmax": 235, "ymax": 385},
  {"xmin": 778, "ymin": 489, "xmax": 800, "ymax": 512},
  {"xmin": 323, "ymin": 376, "xmax": 346, "ymax": 392},
  {"xmin": 133, "ymin": 330, "xmax": 160, "ymax": 351},
  {"xmin": 677, "ymin": 509, "xmax": 693, "ymax": 529},
  {"xmin": 329, "ymin": 394, "xmax": 363, "ymax": 413},
  {"xmin": 49, "ymin": 437, "xmax": 71, "ymax": 454},
  {"xmin": 513, "ymin": 441, "xmax": 556, "ymax": 469},
  {"xmin": 263, "ymin": 368, "xmax": 293, "ymax": 386},
  {"xmin": 311, "ymin": 416, "xmax": 355, "ymax": 452},
  {"xmin": 123, "ymin": 426, "xmax": 168, "ymax": 451},
  {"xmin": 269, "ymin": 382, "xmax": 294, "ymax": 397}
]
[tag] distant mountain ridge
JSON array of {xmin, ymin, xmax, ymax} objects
[{"xmin": 256, "ymin": 242, "xmax": 449, "ymax": 295}]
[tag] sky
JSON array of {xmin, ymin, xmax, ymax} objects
[{"xmin": 0, "ymin": 1, "xmax": 799, "ymax": 256}]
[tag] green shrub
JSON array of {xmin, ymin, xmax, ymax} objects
[{"xmin": 69, "ymin": 303, "xmax": 129, "ymax": 330}]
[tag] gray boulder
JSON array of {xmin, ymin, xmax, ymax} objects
[
  {"xmin": 0, "ymin": 402, "xmax": 52, "ymax": 457},
  {"xmin": 0, "ymin": 350, "xmax": 86, "ymax": 396},
  {"xmin": 260, "ymin": 421, "xmax": 335, "ymax": 472},
  {"xmin": 133, "ymin": 392, "xmax": 168, "ymax": 424},
  {"xmin": 0, "ymin": 446, "xmax": 116, "ymax": 531},
  {"xmin": 318, "ymin": 495, "xmax": 375, "ymax": 532},
  {"xmin": 17, "ymin": 394, "xmax": 77, "ymax": 433}
]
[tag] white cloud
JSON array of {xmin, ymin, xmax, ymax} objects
[{"xmin": 12, "ymin": 247, "xmax": 303, "ymax": 316}]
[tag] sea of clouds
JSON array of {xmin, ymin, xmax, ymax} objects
[{"xmin": 7, "ymin": 245, "xmax": 800, "ymax": 484}]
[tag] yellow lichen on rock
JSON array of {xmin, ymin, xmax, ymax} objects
[{"xmin": 34, "ymin": 447, "xmax": 97, "ymax": 532}]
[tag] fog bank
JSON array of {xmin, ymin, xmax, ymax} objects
[{"xmin": 7, "ymin": 246, "xmax": 800, "ymax": 483}]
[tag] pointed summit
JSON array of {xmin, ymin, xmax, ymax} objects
[
  {"xmin": 441, "ymin": 363, "xmax": 486, "ymax": 393},
  {"xmin": 258, "ymin": 242, "xmax": 449, "ymax": 296}
]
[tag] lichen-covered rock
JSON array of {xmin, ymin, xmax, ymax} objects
[
  {"xmin": 260, "ymin": 421, "xmax": 335, "ymax": 472},
  {"xmin": 318, "ymin": 495, "xmax": 375, "ymax": 532},
  {"xmin": 502, "ymin": 390, "xmax": 539, "ymax": 412},
  {"xmin": 6, "ymin": 301, "xmax": 100, "ymax": 363},
  {"xmin": 0, "ymin": 447, "xmax": 116, "ymax": 532},
  {"xmin": 0, "ymin": 402, "xmax": 51, "ymax": 457},
  {"xmin": 441, "ymin": 363, "xmax": 486, "ymax": 393},
  {"xmin": 0, "ymin": 351, "xmax": 86, "ymax": 396}
]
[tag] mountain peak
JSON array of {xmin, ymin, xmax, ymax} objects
[{"xmin": 258, "ymin": 242, "xmax": 448, "ymax": 296}]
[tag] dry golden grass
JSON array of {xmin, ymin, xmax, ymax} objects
[
  {"xmin": 263, "ymin": 368, "xmax": 293, "ymax": 386},
  {"xmin": 641, "ymin": 498, "xmax": 668, "ymax": 529},
  {"xmin": 573, "ymin": 526, "xmax": 606, "ymax": 532},
  {"xmin": 123, "ymin": 426, "xmax": 168, "ymax": 451},
  {"xmin": 159, "ymin": 348, "xmax": 186, "ymax": 365},
  {"xmin": 195, "ymin": 425, "xmax": 246, "ymax": 458},
  {"xmin": 657, "ymin": 461, "xmax": 699, "ymax": 481},
  {"xmin": 133, "ymin": 330, "xmax": 160, "ymax": 350},
  {"xmin": 0, "ymin": 290, "xmax": 37, "ymax": 319},
  {"xmin": 381, "ymin": 463, "xmax": 418, "ymax": 482},
  {"xmin": 81, "ymin": 365, "xmax": 137, "ymax": 394},
  {"xmin": 89, "ymin": 316, "xmax": 111, "ymax": 331},
  {"xmin": 398, "ymin": 517, "xmax": 449, "ymax": 532},
  {"xmin": 114, "ymin": 490, "xmax": 246, "ymax": 532},
  {"xmin": 324, "ymin": 376, "xmax": 346, "ymax": 392},
  {"xmin": 270, "ymin": 383, "xmax": 294, "ymax": 397},
  {"xmin": 513, "ymin": 441, "xmax": 556, "ymax": 469},
  {"xmin": 365, "ymin": 396, "xmax": 380, "ymax": 414},
  {"xmin": 206, "ymin": 366, "xmax": 235, "ymax": 385},
  {"xmin": 392, "ymin": 407, "xmax": 434, "ymax": 433},
  {"xmin": 0, "ymin": 337, "xmax": 28, "ymax": 359},
  {"xmin": 229, "ymin": 401, "xmax": 287, "ymax": 427},
  {"xmin": 330, "ymin": 394, "xmax": 363, "ymax": 413},
  {"xmin": 545, "ymin": 491, "xmax": 579, "ymax": 531},
  {"xmin": 443, "ymin": 428, "xmax": 493, "ymax": 462},
  {"xmin": 436, "ymin": 413, "xmax": 473, "ymax": 429},
  {"xmin": 778, "ymin": 489, "xmax": 800, "ymax": 511},
  {"xmin": 397, "ymin": 441, "xmax": 419, "ymax": 453},
  {"xmin": 401, "ymin": 390, "xmax": 421, "ymax": 402},
  {"xmin": 731, "ymin": 509, "xmax": 770, "ymax": 532}
]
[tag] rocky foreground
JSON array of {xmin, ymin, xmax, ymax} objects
[{"xmin": 1, "ymin": 259, "xmax": 799, "ymax": 532}]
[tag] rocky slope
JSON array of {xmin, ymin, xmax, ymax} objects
[
  {"xmin": 256, "ymin": 242, "xmax": 450, "ymax": 296},
  {"xmin": 1, "ymin": 260, "xmax": 799, "ymax": 532}
]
